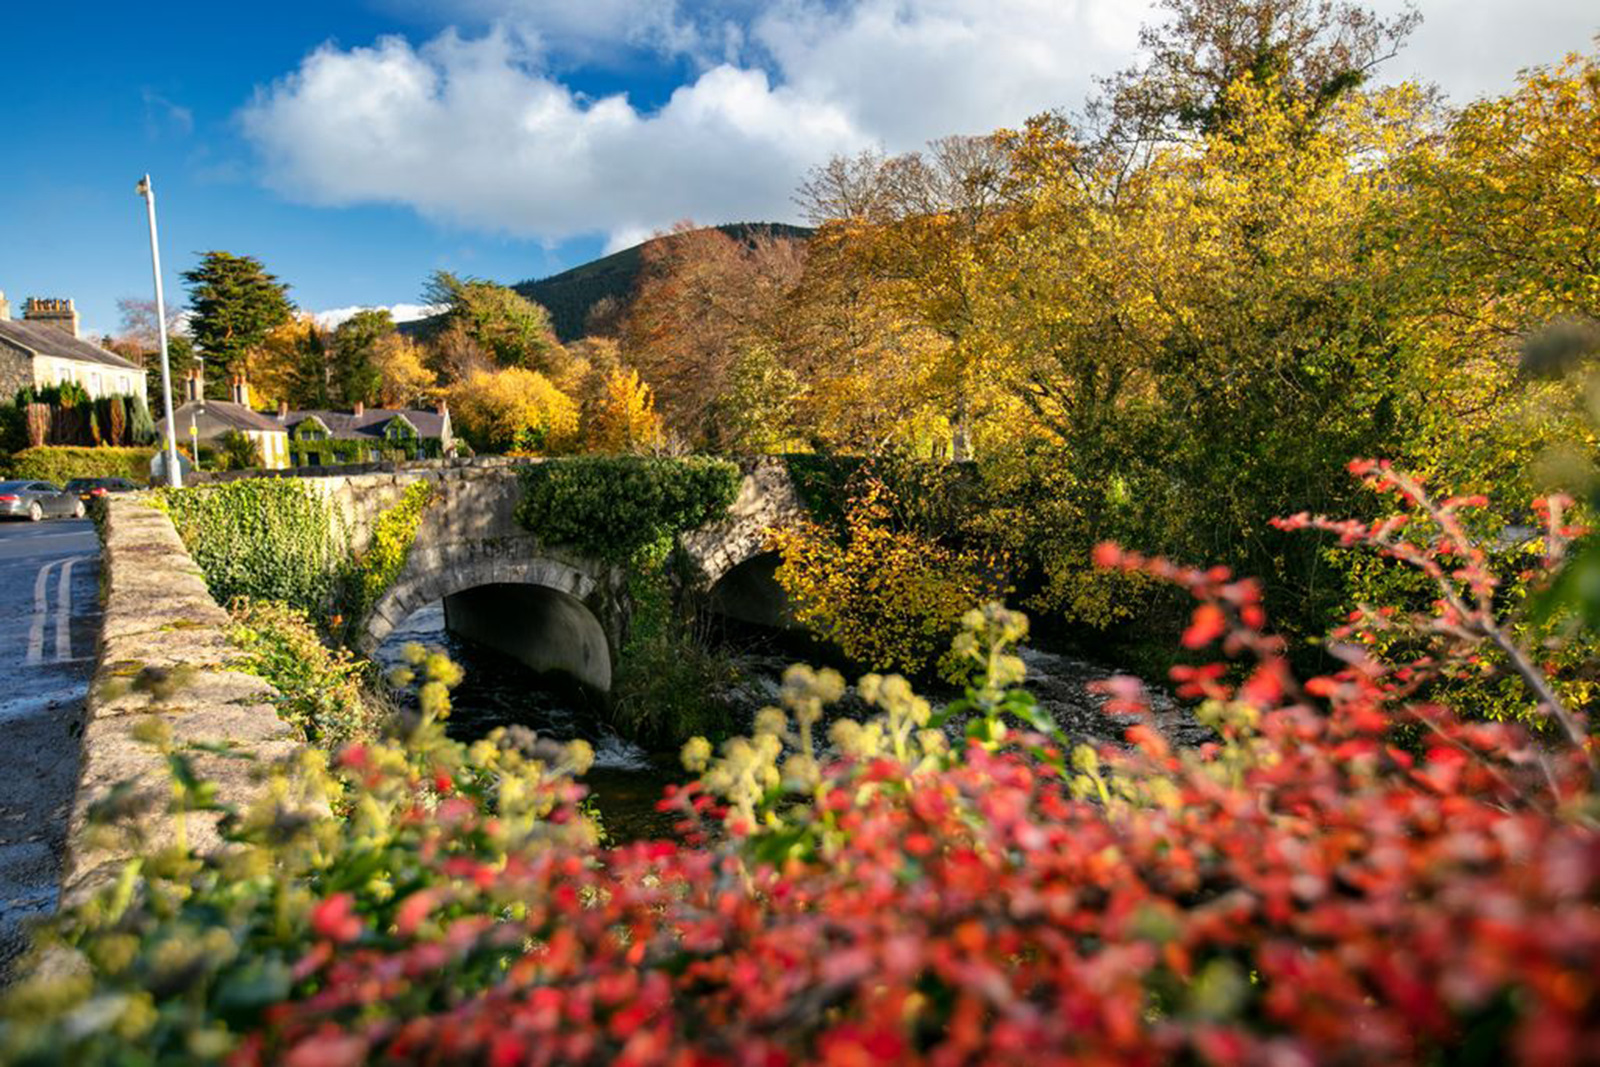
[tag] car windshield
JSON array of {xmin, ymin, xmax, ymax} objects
[
  {"xmin": 65, "ymin": 480, "xmax": 98, "ymax": 491},
  {"xmin": 0, "ymin": 481, "xmax": 34, "ymax": 493}
]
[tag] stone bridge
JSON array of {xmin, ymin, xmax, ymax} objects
[{"xmin": 282, "ymin": 458, "xmax": 807, "ymax": 692}]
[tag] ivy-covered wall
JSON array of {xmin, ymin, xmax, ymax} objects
[{"xmin": 152, "ymin": 480, "xmax": 350, "ymax": 617}]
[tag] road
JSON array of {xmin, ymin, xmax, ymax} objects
[{"xmin": 0, "ymin": 519, "xmax": 101, "ymax": 980}]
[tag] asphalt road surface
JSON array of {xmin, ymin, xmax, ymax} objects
[{"xmin": 0, "ymin": 518, "xmax": 101, "ymax": 980}]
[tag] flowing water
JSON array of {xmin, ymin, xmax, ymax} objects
[{"xmin": 376, "ymin": 603, "xmax": 1207, "ymax": 842}]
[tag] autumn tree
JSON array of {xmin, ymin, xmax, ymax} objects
[
  {"xmin": 585, "ymin": 368, "xmax": 665, "ymax": 454},
  {"xmin": 623, "ymin": 224, "xmax": 806, "ymax": 450},
  {"xmin": 1092, "ymin": 0, "xmax": 1421, "ymax": 143},
  {"xmin": 973, "ymin": 41, "xmax": 1437, "ymax": 639},
  {"xmin": 253, "ymin": 315, "xmax": 331, "ymax": 410},
  {"xmin": 370, "ymin": 333, "xmax": 437, "ymax": 409},
  {"xmin": 1375, "ymin": 47, "xmax": 1600, "ymax": 497},
  {"xmin": 329, "ymin": 309, "xmax": 393, "ymax": 407},
  {"xmin": 796, "ymin": 136, "xmax": 1014, "ymax": 459},
  {"xmin": 423, "ymin": 272, "xmax": 565, "ymax": 375},
  {"xmin": 113, "ymin": 295, "xmax": 197, "ymax": 407},
  {"xmin": 446, "ymin": 367, "xmax": 578, "ymax": 455},
  {"xmin": 181, "ymin": 251, "xmax": 293, "ymax": 391}
]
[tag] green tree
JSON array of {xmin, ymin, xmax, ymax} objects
[
  {"xmin": 181, "ymin": 251, "xmax": 294, "ymax": 388},
  {"xmin": 330, "ymin": 309, "xmax": 394, "ymax": 407},
  {"xmin": 423, "ymin": 271, "xmax": 563, "ymax": 374}
]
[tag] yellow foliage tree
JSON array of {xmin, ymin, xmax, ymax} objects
[
  {"xmin": 445, "ymin": 367, "xmax": 578, "ymax": 455},
  {"xmin": 770, "ymin": 478, "xmax": 1005, "ymax": 676},
  {"xmin": 586, "ymin": 368, "xmax": 664, "ymax": 453},
  {"xmin": 370, "ymin": 333, "xmax": 438, "ymax": 409}
]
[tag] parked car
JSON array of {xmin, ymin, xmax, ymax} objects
[
  {"xmin": 0, "ymin": 480, "xmax": 85, "ymax": 521},
  {"xmin": 65, "ymin": 477, "xmax": 139, "ymax": 502}
]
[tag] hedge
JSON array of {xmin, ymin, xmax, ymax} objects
[
  {"xmin": 4, "ymin": 446, "xmax": 157, "ymax": 485},
  {"xmin": 514, "ymin": 455, "xmax": 741, "ymax": 561}
]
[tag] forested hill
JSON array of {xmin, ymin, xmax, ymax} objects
[{"xmin": 513, "ymin": 222, "xmax": 813, "ymax": 341}]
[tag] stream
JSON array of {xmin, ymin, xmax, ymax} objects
[{"xmin": 376, "ymin": 603, "xmax": 1207, "ymax": 842}]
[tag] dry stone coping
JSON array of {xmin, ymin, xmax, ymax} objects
[{"xmin": 61, "ymin": 497, "xmax": 302, "ymax": 908}]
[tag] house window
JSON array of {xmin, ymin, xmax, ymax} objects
[{"xmin": 90, "ymin": 372, "xmax": 102, "ymax": 396}]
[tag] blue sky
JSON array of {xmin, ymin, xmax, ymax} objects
[{"xmin": 1, "ymin": 0, "xmax": 1593, "ymax": 338}]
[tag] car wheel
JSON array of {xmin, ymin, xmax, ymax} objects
[
  {"xmin": 28, "ymin": 502, "xmax": 42, "ymax": 522},
  {"xmin": 73, "ymin": 500, "xmax": 86, "ymax": 519}
]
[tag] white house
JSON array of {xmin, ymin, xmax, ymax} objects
[{"xmin": 0, "ymin": 291, "xmax": 144, "ymax": 399}]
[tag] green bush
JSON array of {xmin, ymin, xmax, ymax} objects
[
  {"xmin": 6, "ymin": 446, "xmax": 156, "ymax": 484},
  {"xmin": 228, "ymin": 599, "xmax": 383, "ymax": 747},
  {"xmin": 514, "ymin": 455, "xmax": 740, "ymax": 561},
  {"xmin": 152, "ymin": 480, "xmax": 348, "ymax": 616},
  {"xmin": 217, "ymin": 431, "xmax": 264, "ymax": 472}
]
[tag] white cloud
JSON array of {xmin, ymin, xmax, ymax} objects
[
  {"xmin": 313, "ymin": 303, "xmax": 443, "ymax": 329},
  {"xmin": 240, "ymin": 2, "xmax": 1142, "ymax": 247},
  {"xmin": 242, "ymin": 0, "xmax": 1597, "ymax": 250}
]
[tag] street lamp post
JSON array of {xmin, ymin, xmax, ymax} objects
[{"xmin": 135, "ymin": 174, "xmax": 182, "ymax": 488}]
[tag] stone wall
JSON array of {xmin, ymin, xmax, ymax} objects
[
  {"xmin": 63, "ymin": 498, "xmax": 299, "ymax": 906},
  {"xmin": 0, "ymin": 345, "xmax": 33, "ymax": 399}
]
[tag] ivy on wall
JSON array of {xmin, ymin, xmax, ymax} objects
[
  {"xmin": 153, "ymin": 480, "xmax": 349, "ymax": 618},
  {"xmin": 514, "ymin": 456, "xmax": 741, "ymax": 562},
  {"xmin": 351, "ymin": 480, "xmax": 436, "ymax": 618},
  {"xmin": 514, "ymin": 456, "xmax": 743, "ymax": 742},
  {"xmin": 155, "ymin": 477, "xmax": 440, "ymax": 642}
]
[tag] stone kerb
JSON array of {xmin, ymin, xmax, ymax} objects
[{"xmin": 65, "ymin": 499, "xmax": 299, "ymax": 906}]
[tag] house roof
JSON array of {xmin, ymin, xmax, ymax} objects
[
  {"xmin": 283, "ymin": 408, "xmax": 448, "ymax": 440},
  {"xmin": 170, "ymin": 400, "xmax": 288, "ymax": 436},
  {"xmin": 0, "ymin": 319, "xmax": 142, "ymax": 372}
]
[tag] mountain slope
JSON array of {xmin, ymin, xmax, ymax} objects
[{"xmin": 513, "ymin": 222, "xmax": 813, "ymax": 342}]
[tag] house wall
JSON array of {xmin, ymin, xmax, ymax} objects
[
  {"xmin": 32, "ymin": 356, "xmax": 141, "ymax": 399},
  {"xmin": 0, "ymin": 345, "xmax": 32, "ymax": 398},
  {"xmin": 250, "ymin": 430, "xmax": 290, "ymax": 470}
]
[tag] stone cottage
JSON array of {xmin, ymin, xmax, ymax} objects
[
  {"xmin": 0, "ymin": 292, "xmax": 144, "ymax": 399},
  {"xmin": 168, "ymin": 370, "xmax": 292, "ymax": 469}
]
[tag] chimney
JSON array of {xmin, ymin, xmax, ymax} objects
[
  {"xmin": 353, "ymin": 400, "xmax": 364, "ymax": 418},
  {"xmin": 277, "ymin": 400, "xmax": 289, "ymax": 421},
  {"xmin": 22, "ymin": 297, "xmax": 79, "ymax": 339},
  {"xmin": 230, "ymin": 373, "xmax": 251, "ymax": 408},
  {"xmin": 435, "ymin": 399, "xmax": 449, "ymax": 416},
  {"xmin": 185, "ymin": 367, "xmax": 203, "ymax": 403},
  {"xmin": 0, "ymin": 291, "xmax": 10, "ymax": 322}
]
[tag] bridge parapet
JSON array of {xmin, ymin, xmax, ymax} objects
[{"xmin": 199, "ymin": 456, "xmax": 812, "ymax": 690}]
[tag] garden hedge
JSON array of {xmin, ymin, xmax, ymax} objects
[{"xmin": 4, "ymin": 446, "xmax": 156, "ymax": 485}]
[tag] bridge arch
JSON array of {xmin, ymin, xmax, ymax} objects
[
  {"xmin": 705, "ymin": 550, "xmax": 797, "ymax": 631},
  {"xmin": 358, "ymin": 543, "xmax": 620, "ymax": 693}
]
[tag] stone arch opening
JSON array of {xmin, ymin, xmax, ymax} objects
[
  {"xmin": 441, "ymin": 582, "xmax": 613, "ymax": 693},
  {"xmin": 705, "ymin": 551, "xmax": 797, "ymax": 632},
  {"xmin": 360, "ymin": 550, "xmax": 616, "ymax": 694}
]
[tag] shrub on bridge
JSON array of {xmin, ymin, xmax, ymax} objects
[
  {"xmin": 152, "ymin": 479, "xmax": 348, "ymax": 616},
  {"xmin": 513, "ymin": 455, "xmax": 740, "ymax": 562},
  {"xmin": 5, "ymin": 445, "xmax": 156, "ymax": 484},
  {"xmin": 228, "ymin": 598, "xmax": 384, "ymax": 747}
]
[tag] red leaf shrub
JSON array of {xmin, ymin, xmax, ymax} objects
[
  {"xmin": 234, "ymin": 574, "xmax": 1598, "ymax": 1066},
  {"xmin": 8, "ymin": 478, "xmax": 1598, "ymax": 1066}
]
